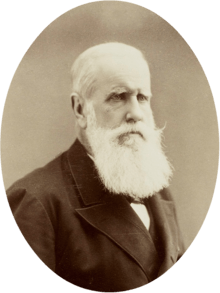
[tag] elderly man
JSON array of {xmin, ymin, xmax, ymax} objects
[{"xmin": 7, "ymin": 43, "xmax": 184, "ymax": 291}]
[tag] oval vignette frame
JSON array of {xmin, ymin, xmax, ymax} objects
[{"xmin": 1, "ymin": 1, "xmax": 219, "ymax": 290}]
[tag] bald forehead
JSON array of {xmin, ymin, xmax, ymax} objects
[
  {"xmin": 94, "ymin": 55, "xmax": 150, "ymax": 84},
  {"xmin": 89, "ymin": 54, "xmax": 151, "ymax": 101}
]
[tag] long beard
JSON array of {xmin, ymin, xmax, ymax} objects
[{"xmin": 85, "ymin": 103, "xmax": 173, "ymax": 200}]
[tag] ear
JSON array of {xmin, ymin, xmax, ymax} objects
[{"xmin": 71, "ymin": 93, "xmax": 87, "ymax": 129}]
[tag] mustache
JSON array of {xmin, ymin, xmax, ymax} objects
[
  {"xmin": 108, "ymin": 122, "xmax": 155, "ymax": 142},
  {"xmin": 118, "ymin": 131, "xmax": 144, "ymax": 142}
]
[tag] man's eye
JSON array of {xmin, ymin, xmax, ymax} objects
[
  {"xmin": 110, "ymin": 93, "xmax": 125, "ymax": 101},
  {"xmin": 137, "ymin": 94, "xmax": 148, "ymax": 102}
]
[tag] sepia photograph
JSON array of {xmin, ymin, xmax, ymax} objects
[{"xmin": 1, "ymin": 0, "xmax": 219, "ymax": 292}]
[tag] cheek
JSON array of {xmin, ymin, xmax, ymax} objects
[
  {"xmin": 100, "ymin": 105, "xmax": 125, "ymax": 126},
  {"xmin": 142, "ymin": 106, "xmax": 155, "ymax": 125},
  {"xmin": 95, "ymin": 108, "xmax": 117, "ymax": 128}
]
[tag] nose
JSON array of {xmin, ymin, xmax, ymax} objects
[{"xmin": 126, "ymin": 96, "xmax": 143, "ymax": 123}]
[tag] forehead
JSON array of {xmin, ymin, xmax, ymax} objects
[{"xmin": 94, "ymin": 55, "xmax": 151, "ymax": 94}]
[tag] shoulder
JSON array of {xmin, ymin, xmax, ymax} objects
[{"xmin": 6, "ymin": 150, "xmax": 75, "ymax": 212}]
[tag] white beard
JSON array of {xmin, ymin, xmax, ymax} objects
[{"xmin": 85, "ymin": 102, "xmax": 173, "ymax": 201}]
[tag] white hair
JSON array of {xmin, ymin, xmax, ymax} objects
[{"xmin": 71, "ymin": 42, "xmax": 147, "ymax": 100}]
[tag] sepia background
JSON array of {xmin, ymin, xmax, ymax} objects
[{"xmin": 1, "ymin": 1, "xmax": 219, "ymax": 251}]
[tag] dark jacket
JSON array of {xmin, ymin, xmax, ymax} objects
[{"xmin": 7, "ymin": 139, "xmax": 184, "ymax": 291}]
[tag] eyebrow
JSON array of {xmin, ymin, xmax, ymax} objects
[
  {"xmin": 107, "ymin": 87, "xmax": 131, "ymax": 96},
  {"xmin": 105, "ymin": 86, "xmax": 152, "ymax": 100}
]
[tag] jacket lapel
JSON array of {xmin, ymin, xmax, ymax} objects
[
  {"xmin": 75, "ymin": 196, "xmax": 160, "ymax": 282},
  {"xmin": 146, "ymin": 194, "xmax": 179, "ymax": 276}
]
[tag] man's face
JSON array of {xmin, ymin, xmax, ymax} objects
[
  {"xmin": 84, "ymin": 54, "xmax": 172, "ymax": 198},
  {"xmin": 87, "ymin": 55, "xmax": 154, "ymax": 131}
]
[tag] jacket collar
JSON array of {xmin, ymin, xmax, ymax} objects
[{"xmin": 67, "ymin": 138, "xmax": 107, "ymax": 206}]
